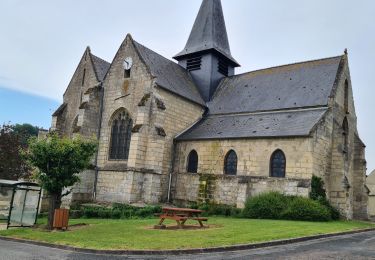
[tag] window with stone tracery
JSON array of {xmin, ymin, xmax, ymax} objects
[{"xmin": 109, "ymin": 109, "xmax": 133, "ymax": 160}]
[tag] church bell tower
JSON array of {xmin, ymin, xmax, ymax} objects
[{"xmin": 174, "ymin": 0, "xmax": 240, "ymax": 102}]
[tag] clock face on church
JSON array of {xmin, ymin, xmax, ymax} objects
[{"xmin": 123, "ymin": 57, "xmax": 133, "ymax": 70}]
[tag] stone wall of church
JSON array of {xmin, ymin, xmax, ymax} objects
[
  {"xmin": 315, "ymin": 57, "xmax": 368, "ymax": 219},
  {"xmin": 95, "ymin": 37, "xmax": 204, "ymax": 204},
  {"xmin": 172, "ymin": 137, "xmax": 313, "ymax": 207}
]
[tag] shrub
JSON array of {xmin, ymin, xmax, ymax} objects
[
  {"xmin": 310, "ymin": 175, "xmax": 326, "ymax": 200},
  {"xmin": 309, "ymin": 175, "xmax": 341, "ymax": 220},
  {"xmin": 281, "ymin": 196, "xmax": 331, "ymax": 221},
  {"xmin": 111, "ymin": 209, "xmax": 122, "ymax": 219},
  {"xmin": 318, "ymin": 197, "xmax": 340, "ymax": 220},
  {"xmin": 98, "ymin": 208, "xmax": 112, "ymax": 219},
  {"xmin": 70, "ymin": 210, "xmax": 83, "ymax": 219},
  {"xmin": 242, "ymin": 192, "xmax": 290, "ymax": 219},
  {"xmin": 195, "ymin": 203, "xmax": 240, "ymax": 217}
]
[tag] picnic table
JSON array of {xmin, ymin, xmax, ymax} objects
[{"xmin": 155, "ymin": 207, "xmax": 208, "ymax": 229}]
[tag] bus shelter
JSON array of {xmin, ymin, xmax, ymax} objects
[{"xmin": 0, "ymin": 180, "xmax": 42, "ymax": 229}]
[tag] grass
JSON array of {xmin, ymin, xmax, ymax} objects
[{"xmin": 0, "ymin": 218, "xmax": 373, "ymax": 250}]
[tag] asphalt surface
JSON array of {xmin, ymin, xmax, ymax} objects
[{"xmin": 0, "ymin": 231, "xmax": 375, "ymax": 260}]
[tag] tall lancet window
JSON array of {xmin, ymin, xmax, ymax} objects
[
  {"xmin": 342, "ymin": 117, "xmax": 349, "ymax": 154},
  {"xmin": 109, "ymin": 109, "xmax": 133, "ymax": 160},
  {"xmin": 344, "ymin": 80, "xmax": 349, "ymax": 114}
]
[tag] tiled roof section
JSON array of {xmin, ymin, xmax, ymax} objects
[
  {"xmin": 52, "ymin": 103, "xmax": 67, "ymax": 117},
  {"xmin": 91, "ymin": 54, "xmax": 111, "ymax": 82},
  {"xmin": 176, "ymin": 108, "xmax": 327, "ymax": 141},
  {"xmin": 174, "ymin": 0, "xmax": 239, "ymax": 66},
  {"xmin": 208, "ymin": 56, "xmax": 343, "ymax": 115},
  {"xmin": 133, "ymin": 40, "xmax": 205, "ymax": 106}
]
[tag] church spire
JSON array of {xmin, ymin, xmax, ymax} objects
[{"xmin": 174, "ymin": 0, "xmax": 239, "ymax": 67}]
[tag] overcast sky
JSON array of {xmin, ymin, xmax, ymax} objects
[{"xmin": 0, "ymin": 0, "xmax": 374, "ymax": 173}]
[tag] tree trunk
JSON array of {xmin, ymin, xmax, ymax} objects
[{"xmin": 47, "ymin": 192, "xmax": 62, "ymax": 230}]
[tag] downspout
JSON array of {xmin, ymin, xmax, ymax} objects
[
  {"xmin": 167, "ymin": 140, "xmax": 177, "ymax": 203},
  {"xmin": 93, "ymin": 82, "xmax": 104, "ymax": 200}
]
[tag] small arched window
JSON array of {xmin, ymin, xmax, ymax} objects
[
  {"xmin": 187, "ymin": 150, "xmax": 198, "ymax": 173},
  {"xmin": 342, "ymin": 117, "xmax": 349, "ymax": 153},
  {"xmin": 270, "ymin": 150, "xmax": 286, "ymax": 178},
  {"xmin": 109, "ymin": 109, "xmax": 133, "ymax": 160},
  {"xmin": 224, "ymin": 150, "xmax": 237, "ymax": 175},
  {"xmin": 344, "ymin": 80, "xmax": 349, "ymax": 114}
]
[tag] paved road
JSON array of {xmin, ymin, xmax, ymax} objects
[{"xmin": 1, "ymin": 231, "xmax": 375, "ymax": 260}]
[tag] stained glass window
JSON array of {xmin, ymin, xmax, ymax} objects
[
  {"xmin": 224, "ymin": 150, "xmax": 237, "ymax": 175},
  {"xmin": 109, "ymin": 110, "xmax": 133, "ymax": 160},
  {"xmin": 270, "ymin": 150, "xmax": 286, "ymax": 178},
  {"xmin": 187, "ymin": 150, "xmax": 198, "ymax": 173}
]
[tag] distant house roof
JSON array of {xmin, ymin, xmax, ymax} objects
[
  {"xmin": 176, "ymin": 108, "xmax": 327, "ymax": 141},
  {"xmin": 133, "ymin": 40, "xmax": 205, "ymax": 106},
  {"xmin": 52, "ymin": 103, "xmax": 67, "ymax": 117},
  {"xmin": 91, "ymin": 54, "xmax": 111, "ymax": 82},
  {"xmin": 208, "ymin": 56, "xmax": 343, "ymax": 115}
]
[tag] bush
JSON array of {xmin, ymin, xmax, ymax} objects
[
  {"xmin": 281, "ymin": 197, "xmax": 331, "ymax": 221},
  {"xmin": 309, "ymin": 175, "xmax": 341, "ymax": 220},
  {"xmin": 195, "ymin": 203, "xmax": 240, "ymax": 217},
  {"xmin": 318, "ymin": 197, "xmax": 340, "ymax": 220},
  {"xmin": 242, "ymin": 192, "xmax": 290, "ymax": 219},
  {"xmin": 70, "ymin": 210, "xmax": 83, "ymax": 219},
  {"xmin": 243, "ymin": 192, "xmax": 333, "ymax": 222}
]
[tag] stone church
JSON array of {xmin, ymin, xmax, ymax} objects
[{"xmin": 52, "ymin": 0, "xmax": 368, "ymax": 219}]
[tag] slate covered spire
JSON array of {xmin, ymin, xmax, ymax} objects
[{"xmin": 174, "ymin": 0, "xmax": 239, "ymax": 66}]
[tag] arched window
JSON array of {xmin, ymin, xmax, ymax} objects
[
  {"xmin": 109, "ymin": 109, "xmax": 133, "ymax": 160},
  {"xmin": 224, "ymin": 150, "xmax": 237, "ymax": 175},
  {"xmin": 270, "ymin": 150, "xmax": 286, "ymax": 178},
  {"xmin": 342, "ymin": 117, "xmax": 349, "ymax": 153},
  {"xmin": 187, "ymin": 150, "xmax": 198, "ymax": 173},
  {"xmin": 344, "ymin": 80, "xmax": 349, "ymax": 114}
]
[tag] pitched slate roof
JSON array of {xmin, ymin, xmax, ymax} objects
[
  {"xmin": 52, "ymin": 103, "xmax": 67, "ymax": 117},
  {"xmin": 176, "ymin": 56, "xmax": 344, "ymax": 141},
  {"xmin": 133, "ymin": 40, "xmax": 205, "ymax": 106},
  {"xmin": 174, "ymin": 0, "xmax": 239, "ymax": 66},
  {"xmin": 208, "ymin": 56, "xmax": 343, "ymax": 115},
  {"xmin": 176, "ymin": 108, "xmax": 327, "ymax": 141},
  {"xmin": 90, "ymin": 54, "xmax": 111, "ymax": 82}
]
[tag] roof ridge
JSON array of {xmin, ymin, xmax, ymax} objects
[
  {"xmin": 208, "ymin": 106, "xmax": 328, "ymax": 117},
  {"xmin": 91, "ymin": 53, "xmax": 110, "ymax": 65},
  {"xmin": 228, "ymin": 55, "xmax": 344, "ymax": 79},
  {"xmin": 133, "ymin": 40, "xmax": 179, "ymax": 66}
]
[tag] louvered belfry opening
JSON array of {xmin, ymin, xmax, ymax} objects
[
  {"xmin": 187, "ymin": 56, "xmax": 202, "ymax": 71},
  {"xmin": 270, "ymin": 150, "xmax": 286, "ymax": 178},
  {"xmin": 218, "ymin": 58, "xmax": 229, "ymax": 76},
  {"xmin": 224, "ymin": 150, "xmax": 237, "ymax": 175},
  {"xmin": 109, "ymin": 109, "xmax": 133, "ymax": 160}
]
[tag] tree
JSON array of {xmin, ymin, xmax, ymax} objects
[
  {"xmin": 0, "ymin": 124, "xmax": 31, "ymax": 180},
  {"xmin": 12, "ymin": 123, "xmax": 39, "ymax": 146},
  {"xmin": 25, "ymin": 133, "xmax": 97, "ymax": 229}
]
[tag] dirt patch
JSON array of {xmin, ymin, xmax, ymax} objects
[{"xmin": 144, "ymin": 224, "xmax": 223, "ymax": 231}]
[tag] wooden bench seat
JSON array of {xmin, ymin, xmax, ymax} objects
[{"xmin": 191, "ymin": 217, "xmax": 208, "ymax": 221}]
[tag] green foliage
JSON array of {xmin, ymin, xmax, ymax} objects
[
  {"xmin": 187, "ymin": 202, "xmax": 241, "ymax": 217},
  {"xmin": 309, "ymin": 175, "xmax": 341, "ymax": 220},
  {"xmin": 74, "ymin": 203, "xmax": 162, "ymax": 219},
  {"xmin": 12, "ymin": 123, "xmax": 39, "ymax": 146},
  {"xmin": 310, "ymin": 175, "xmax": 326, "ymax": 200},
  {"xmin": 0, "ymin": 124, "xmax": 31, "ymax": 180},
  {"xmin": 26, "ymin": 133, "xmax": 97, "ymax": 195},
  {"xmin": 281, "ymin": 197, "xmax": 331, "ymax": 221},
  {"xmin": 243, "ymin": 192, "xmax": 334, "ymax": 222},
  {"xmin": 243, "ymin": 192, "xmax": 289, "ymax": 219}
]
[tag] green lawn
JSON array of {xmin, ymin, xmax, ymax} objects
[{"xmin": 0, "ymin": 218, "xmax": 373, "ymax": 250}]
